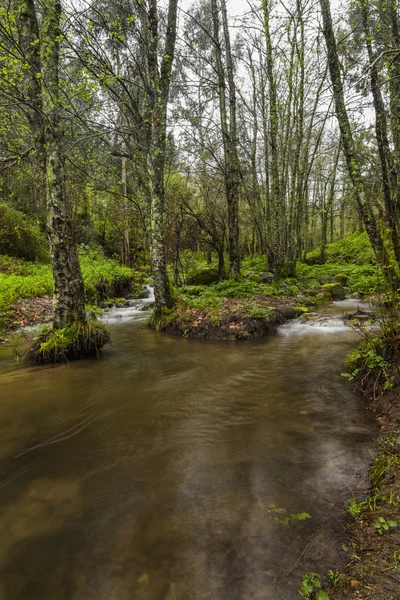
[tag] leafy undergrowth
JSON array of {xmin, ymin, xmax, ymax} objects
[
  {"xmin": 150, "ymin": 295, "xmax": 301, "ymax": 340},
  {"xmin": 327, "ymin": 326, "xmax": 400, "ymax": 599},
  {"xmin": 0, "ymin": 248, "xmax": 144, "ymax": 336},
  {"xmin": 306, "ymin": 230, "xmax": 375, "ymax": 265}
]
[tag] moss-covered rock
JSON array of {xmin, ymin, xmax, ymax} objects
[
  {"xmin": 186, "ymin": 266, "xmax": 220, "ymax": 286},
  {"xmin": 246, "ymin": 273, "xmax": 262, "ymax": 283},
  {"xmin": 321, "ymin": 282, "xmax": 345, "ymax": 300},
  {"xmin": 321, "ymin": 274, "xmax": 348, "ymax": 287},
  {"xmin": 259, "ymin": 272, "xmax": 275, "ymax": 284}
]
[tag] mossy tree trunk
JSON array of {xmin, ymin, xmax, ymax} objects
[
  {"xmin": 17, "ymin": 0, "xmax": 46, "ymax": 220},
  {"xmin": 360, "ymin": 0, "xmax": 400, "ymax": 265},
  {"xmin": 211, "ymin": 0, "xmax": 241, "ymax": 279},
  {"xmin": 320, "ymin": 0, "xmax": 387, "ymax": 266},
  {"xmin": 262, "ymin": 0, "xmax": 282, "ymax": 275},
  {"xmin": 41, "ymin": 0, "xmax": 86, "ymax": 328},
  {"xmin": 146, "ymin": 0, "xmax": 177, "ymax": 315}
]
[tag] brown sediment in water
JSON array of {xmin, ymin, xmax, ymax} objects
[{"xmin": 0, "ymin": 299, "xmax": 377, "ymax": 599}]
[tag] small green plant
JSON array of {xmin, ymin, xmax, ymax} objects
[
  {"xmin": 328, "ymin": 570, "xmax": 341, "ymax": 588},
  {"xmin": 268, "ymin": 504, "xmax": 311, "ymax": 526},
  {"xmin": 85, "ymin": 303, "xmax": 103, "ymax": 317},
  {"xmin": 299, "ymin": 572, "xmax": 330, "ymax": 599},
  {"xmin": 373, "ymin": 516, "xmax": 398, "ymax": 535},
  {"xmin": 346, "ymin": 493, "xmax": 368, "ymax": 519},
  {"xmin": 370, "ymin": 450, "xmax": 400, "ymax": 486},
  {"xmin": 393, "ymin": 549, "xmax": 400, "ymax": 565}
]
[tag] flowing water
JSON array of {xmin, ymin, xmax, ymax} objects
[{"xmin": 0, "ymin": 296, "xmax": 376, "ymax": 600}]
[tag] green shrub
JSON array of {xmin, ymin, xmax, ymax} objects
[
  {"xmin": 0, "ymin": 202, "xmax": 49, "ymax": 262},
  {"xmin": 78, "ymin": 245, "xmax": 142, "ymax": 301},
  {"xmin": 306, "ymin": 231, "xmax": 375, "ymax": 265},
  {"xmin": 296, "ymin": 262, "xmax": 381, "ymax": 294},
  {"xmin": 241, "ymin": 256, "xmax": 269, "ymax": 273}
]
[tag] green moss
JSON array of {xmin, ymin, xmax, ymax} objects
[
  {"xmin": 148, "ymin": 307, "xmax": 178, "ymax": 330},
  {"xmin": 24, "ymin": 320, "xmax": 111, "ymax": 364},
  {"xmin": 186, "ymin": 265, "xmax": 220, "ymax": 285},
  {"xmin": 306, "ymin": 230, "xmax": 375, "ymax": 265},
  {"xmin": 321, "ymin": 282, "xmax": 345, "ymax": 300}
]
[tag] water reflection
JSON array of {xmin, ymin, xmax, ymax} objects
[{"xmin": 0, "ymin": 302, "xmax": 376, "ymax": 599}]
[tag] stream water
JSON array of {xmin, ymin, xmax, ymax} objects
[{"xmin": 0, "ymin": 296, "xmax": 376, "ymax": 600}]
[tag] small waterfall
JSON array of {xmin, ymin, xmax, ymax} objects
[
  {"xmin": 279, "ymin": 315, "xmax": 350, "ymax": 335},
  {"xmin": 100, "ymin": 285, "xmax": 155, "ymax": 324},
  {"xmin": 311, "ymin": 317, "xmax": 348, "ymax": 329},
  {"xmin": 142, "ymin": 285, "xmax": 155, "ymax": 303}
]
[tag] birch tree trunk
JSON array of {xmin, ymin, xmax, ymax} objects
[
  {"xmin": 41, "ymin": 0, "xmax": 86, "ymax": 328},
  {"xmin": 147, "ymin": 0, "xmax": 177, "ymax": 313}
]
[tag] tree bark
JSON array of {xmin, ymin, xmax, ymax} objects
[
  {"xmin": 360, "ymin": 0, "xmax": 400, "ymax": 264},
  {"xmin": 320, "ymin": 0, "xmax": 386, "ymax": 265},
  {"xmin": 147, "ymin": 0, "xmax": 177, "ymax": 313},
  {"xmin": 17, "ymin": 0, "xmax": 46, "ymax": 219},
  {"xmin": 211, "ymin": 0, "xmax": 241, "ymax": 278},
  {"xmin": 262, "ymin": 0, "xmax": 282, "ymax": 274},
  {"xmin": 41, "ymin": 0, "xmax": 86, "ymax": 328}
]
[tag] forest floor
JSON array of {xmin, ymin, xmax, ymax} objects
[
  {"xmin": 151, "ymin": 295, "xmax": 302, "ymax": 339},
  {"xmin": 1, "ymin": 295, "xmax": 53, "ymax": 339}
]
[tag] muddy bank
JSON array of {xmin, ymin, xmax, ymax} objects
[
  {"xmin": 150, "ymin": 296, "xmax": 302, "ymax": 340},
  {"xmin": 329, "ymin": 339, "xmax": 400, "ymax": 600}
]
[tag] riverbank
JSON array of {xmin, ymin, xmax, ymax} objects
[{"xmin": 327, "ymin": 329, "xmax": 400, "ymax": 600}]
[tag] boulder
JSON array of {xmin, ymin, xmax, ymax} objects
[
  {"xmin": 247, "ymin": 273, "xmax": 262, "ymax": 283},
  {"xmin": 322, "ymin": 274, "xmax": 348, "ymax": 287},
  {"xmin": 321, "ymin": 282, "xmax": 345, "ymax": 300},
  {"xmin": 259, "ymin": 272, "xmax": 275, "ymax": 284},
  {"xmin": 186, "ymin": 266, "xmax": 219, "ymax": 286}
]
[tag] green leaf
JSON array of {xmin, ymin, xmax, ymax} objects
[
  {"xmin": 300, "ymin": 581, "xmax": 313, "ymax": 596},
  {"xmin": 388, "ymin": 520, "xmax": 398, "ymax": 527},
  {"xmin": 316, "ymin": 592, "xmax": 330, "ymax": 600}
]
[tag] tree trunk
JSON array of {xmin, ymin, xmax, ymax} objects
[
  {"xmin": 360, "ymin": 0, "xmax": 400, "ymax": 265},
  {"xmin": 147, "ymin": 0, "xmax": 177, "ymax": 314},
  {"xmin": 121, "ymin": 156, "xmax": 131, "ymax": 266},
  {"xmin": 17, "ymin": 0, "xmax": 46, "ymax": 220},
  {"xmin": 211, "ymin": 0, "xmax": 241, "ymax": 278},
  {"xmin": 41, "ymin": 0, "xmax": 86, "ymax": 328},
  {"xmin": 262, "ymin": 0, "xmax": 282, "ymax": 274},
  {"xmin": 320, "ymin": 0, "xmax": 386, "ymax": 265}
]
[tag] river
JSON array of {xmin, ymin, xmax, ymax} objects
[{"xmin": 0, "ymin": 297, "xmax": 376, "ymax": 600}]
